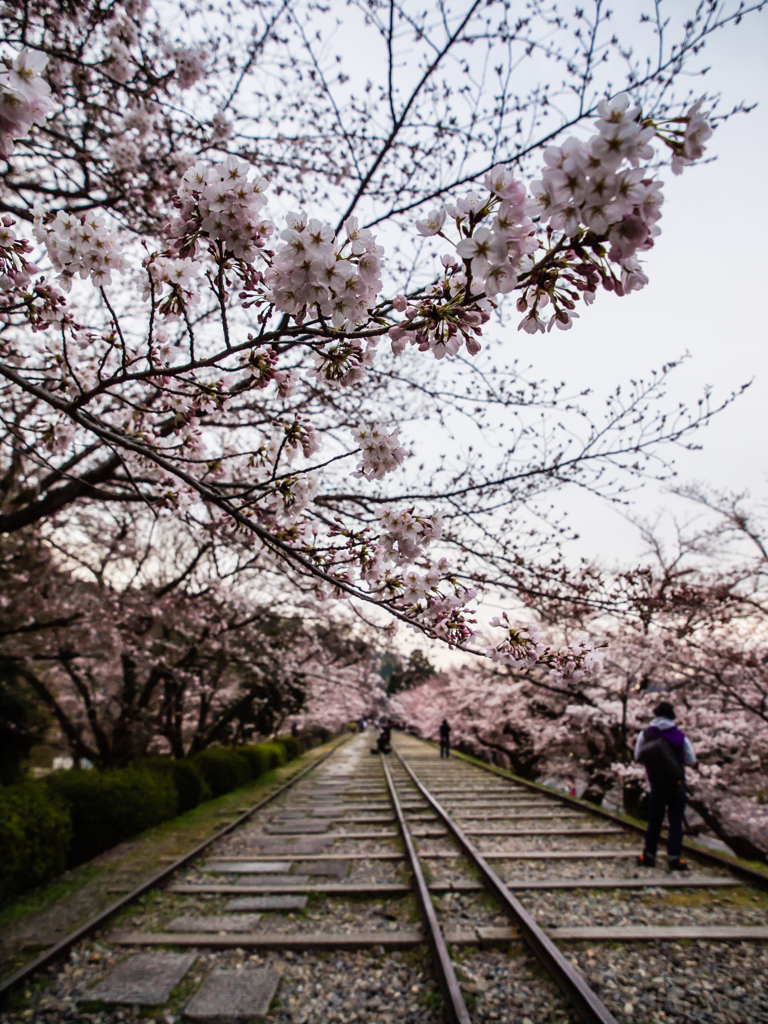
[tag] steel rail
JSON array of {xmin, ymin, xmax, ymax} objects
[
  {"xmin": 380, "ymin": 753, "xmax": 472, "ymax": 1024},
  {"xmin": 440, "ymin": 743, "xmax": 768, "ymax": 892},
  {"xmin": 394, "ymin": 748, "xmax": 620, "ymax": 1024},
  {"xmin": 0, "ymin": 736, "xmax": 349, "ymax": 1000}
]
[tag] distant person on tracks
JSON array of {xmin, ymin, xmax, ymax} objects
[
  {"xmin": 634, "ymin": 701, "xmax": 697, "ymax": 871},
  {"xmin": 439, "ymin": 719, "xmax": 451, "ymax": 759},
  {"xmin": 373, "ymin": 723, "xmax": 392, "ymax": 754}
]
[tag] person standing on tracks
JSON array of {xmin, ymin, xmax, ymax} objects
[
  {"xmin": 634, "ymin": 701, "xmax": 697, "ymax": 871},
  {"xmin": 439, "ymin": 719, "xmax": 451, "ymax": 758}
]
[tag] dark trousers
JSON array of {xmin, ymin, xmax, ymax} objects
[
  {"xmin": 440, "ymin": 739, "xmax": 450, "ymax": 758},
  {"xmin": 644, "ymin": 782, "xmax": 686, "ymax": 860}
]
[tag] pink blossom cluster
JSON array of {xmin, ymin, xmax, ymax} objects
[
  {"xmin": 310, "ymin": 336, "xmax": 379, "ymax": 388},
  {"xmin": 145, "ymin": 254, "xmax": 201, "ymax": 313},
  {"xmin": 376, "ymin": 506, "xmax": 444, "ymax": 564},
  {"xmin": 238, "ymin": 345, "xmax": 298, "ymax": 396},
  {"xmin": 170, "ymin": 157, "xmax": 273, "ymax": 263},
  {"xmin": 172, "ymin": 45, "xmax": 207, "ymax": 90},
  {"xmin": 0, "ymin": 48, "xmax": 54, "ymax": 158},
  {"xmin": 0, "ymin": 215, "xmax": 41, "ymax": 292},
  {"xmin": 352, "ymin": 424, "xmax": 408, "ymax": 480},
  {"xmin": 546, "ymin": 637, "xmax": 605, "ymax": 683},
  {"xmin": 391, "ymin": 93, "xmax": 712, "ymax": 347},
  {"xmin": 671, "ymin": 100, "xmax": 713, "ymax": 175},
  {"xmin": 455, "ymin": 169, "xmax": 538, "ymax": 296},
  {"xmin": 388, "ymin": 280, "xmax": 492, "ymax": 360},
  {"xmin": 32, "ymin": 208, "xmax": 127, "ymax": 289},
  {"xmin": 267, "ymin": 215, "xmax": 384, "ymax": 330},
  {"xmin": 484, "ymin": 615, "xmax": 604, "ymax": 682},
  {"xmin": 485, "ymin": 617, "xmax": 548, "ymax": 666}
]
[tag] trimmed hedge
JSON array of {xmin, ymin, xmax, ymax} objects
[
  {"xmin": 277, "ymin": 736, "xmax": 302, "ymax": 761},
  {"xmin": 238, "ymin": 744, "xmax": 271, "ymax": 778},
  {"xmin": 46, "ymin": 767, "xmax": 177, "ymax": 867},
  {"xmin": 256, "ymin": 740, "xmax": 287, "ymax": 770},
  {"xmin": 2, "ymin": 735, "xmax": 308, "ymax": 897},
  {"xmin": 0, "ymin": 781, "xmax": 72, "ymax": 901},
  {"xmin": 142, "ymin": 756, "xmax": 212, "ymax": 813},
  {"xmin": 191, "ymin": 748, "xmax": 253, "ymax": 797}
]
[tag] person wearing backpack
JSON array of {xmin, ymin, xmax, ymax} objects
[{"xmin": 634, "ymin": 701, "xmax": 697, "ymax": 871}]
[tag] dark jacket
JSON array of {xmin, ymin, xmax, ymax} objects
[{"xmin": 634, "ymin": 716, "xmax": 696, "ymax": 783}]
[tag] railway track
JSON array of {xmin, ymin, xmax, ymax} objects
[{"xmin": 2, "ymin": 732, "xmax": 768, "ymax": 1023}]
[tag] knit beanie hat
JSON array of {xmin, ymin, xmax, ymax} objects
[{"xmin": 653, "ymin": 701, "xmax": 675, "ymax": 720}]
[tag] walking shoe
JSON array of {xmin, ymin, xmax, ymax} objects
[
  {"xmin": 668, "ymin": 858, "xmax": 690, "ymax": 872},
  {"xmin": 637, "ymin": 852, "xmax": 655, "ymax": 867}
]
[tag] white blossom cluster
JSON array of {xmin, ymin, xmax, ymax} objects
[
  {"xmin": 352, "ymin": 424, "xmax": 408, "ymax": 480},
  {"xmin": 267, "ymin": 215, "xmax": 384, "ymax": 330},
  {"xmin": 171, "ymin": 156, "xmax": 273, "ymax": 262},
  {"xmin": 32, "ymin": 208, "xmax": 127, "ymax": 289},
  {"xmin": 0, "ymin": 48, "xmax": 54, "ymax": 158}
]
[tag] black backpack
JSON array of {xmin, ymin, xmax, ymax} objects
[{"xmin": 637, "ymin": 731, "xmax": 685, "ymax": 785}]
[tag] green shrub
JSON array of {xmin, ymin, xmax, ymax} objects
[
  {"xmin": 256, "ymin": 741, "xmax": 287, "ymax": 770},
  {"xmin": 172, "ymin": 759, "xmax": 211, "ymax": 811},
  {"xmin": 191, "ymin": 748, "xmax": 252, "ymax": 797},
  {"xmin": 141, "ymin": 756, "xmax": 211, "ymax": 813},
  {"xmin": 47, "ymin": 767, "xmax": 177, "ymax": 867},
  {"xmin": 238, "ymin": 745, "xmax": 271, "ymax": 779},
  {"xmin": 0, "ymin": 781, "xmax": 72, "ymax": 900},
  {"xmin": 276, "ymin": 736, "xmax": 302, "ymax": 761}
]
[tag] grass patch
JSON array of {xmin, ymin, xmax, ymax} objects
[{"xmin": 637, "ymin": 885, "xmax": 768, "ymax": 910}]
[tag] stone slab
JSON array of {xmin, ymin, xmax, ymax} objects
[
  {"xmin": 237, "ymin": 839, "xmax": 331, "ymax": 856},
  {"xmin": 83, "ymin": 953, "xmax": 195, "ymax": 1005},
  {"xmin": 226, "ymin": 895, "xmax": 308, "ymax": 912},
  {"xmin": 303, "ymin": 859, "xmax": 350, "ymax": 878},
  {"xmin": 168, "ymin": 915, "xmax": 262, "ymax": 932},
  {"xmin": 236, "ymin": 874, "xmax": 310, "ymax": 886},
  {"xmin": 266, "ymin": 821, "xmax": 330, "ymax": 834},
  {"xmin": 204, "ymin": 860, "xmax": 291, "ymax": 874},
  {"xmin": 183, "ymin": 967, "xmax": 280, "ymax": 1021}
]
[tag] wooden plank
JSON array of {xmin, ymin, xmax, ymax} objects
[
  {"xmin": 198, "ymin": 853, "xmax": 404, "ymax": 862},
  {"xmin": 331, "ymin": 816, "xmax": 396, "ymax": 824},
  {"xmin": 463, "ymin": 828, "xmax": 624, "ymax": 837},
  {"xmin": 420, "ymin": 850, "xmax": 638, "ymax": 860},
  {"xmin": 168, "ymin": 883, "xmax": 412, "ymax": 896},
  {"xmin": 328, "ymin": 831, "xmax": 402, "ymax": 839},
  {"xmin": 549, "ymin": 925, "xmax": 768, "ymax": 942},
  {"xmin": 111, "ymin": 930, "xmax": 426, "ymax": 951},
  {"xmin": 484, "ymin": 877, "xmax": 741, "ymax": 891}
]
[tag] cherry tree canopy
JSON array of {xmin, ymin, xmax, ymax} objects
[{"xmin": 0, "ymin": 0, "xmax": 763, "ymax": 680}]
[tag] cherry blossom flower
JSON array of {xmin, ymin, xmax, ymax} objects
[
  {"xmin": 0, "ymin": 48, "xmax": 54, "ymax": 158},
  {"xmin": 352, "ymin": 425, "xmax": 409, "ymax": 480}
]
